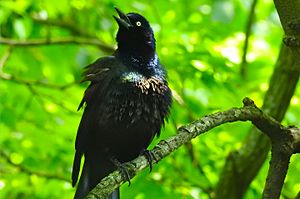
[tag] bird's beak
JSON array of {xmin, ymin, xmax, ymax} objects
[{"xmin": 113, "ymin": 7, "xmax": 133, "ymax": 29}]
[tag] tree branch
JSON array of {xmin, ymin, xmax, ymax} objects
[
  {"xmin": 85, "ymin": 98, "xmax": 300, "ymax": 199},
  {"xmin": 295, "ymin": 190, "xmax": 300, "ymax": 199},
  {"xmin": 215, "ymin": 43, "xmax": 299, "ymax": 199},
  {"xmin": 215, "ymin": 0, "xmax": 300, "ymax": 197},
  {"xmin": 274, "ymin": 0, "xmax": 300, "ymax": 60},
  {"xmin": 30, "ymin": 15, "xmax": 93, "ymax": 38},
  {"xmin": 0, "ymin": 37, "xmax": 115, "ymax": 53},
  {"xmin": 240, "ymin": 0, "xmax": 258, "ymax": 78}
]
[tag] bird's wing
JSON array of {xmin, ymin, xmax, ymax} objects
[
  {"xmin": 72, "ymin": 56, "xmax": 119, "ymax": 186},
  {"xmin": 77, "ymin": 56, "xmax": 116, "ymax": 111}
]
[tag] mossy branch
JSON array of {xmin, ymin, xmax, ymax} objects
[{"xmin": 85, "ymin": 98, "xmax": 300, "ymax": 199}]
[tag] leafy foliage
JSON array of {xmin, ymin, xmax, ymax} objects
[{"xmin": 0, "ymin": 0, "xmax": 299, "ymax": 198}]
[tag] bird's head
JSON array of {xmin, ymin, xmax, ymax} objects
[{"xmin": 114, "ymin": 7, "xmax": 156, "ymax": 54}]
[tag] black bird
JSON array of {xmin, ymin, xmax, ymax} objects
[{"xmin": 72, "ymin": 7, "xmax": 172, "ymax": 199}]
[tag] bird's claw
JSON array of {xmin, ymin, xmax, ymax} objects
[
  {"xmin": 142, "ymin": 149, "xmax": 156, "ymax": 172},
  {"xmin": 110, "ymin": 156, "xmax": 131, "ymax": 186},
  {"xmin": 119, "ymin": 164, "xmax": 131, "ymax": 186}
]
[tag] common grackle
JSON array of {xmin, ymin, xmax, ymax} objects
[{"xmin": 72, "ymin": 7, "xmax": 172, "ymax": 199}]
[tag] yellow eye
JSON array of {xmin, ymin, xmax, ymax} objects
[{"xmin": 136, "ymin": 21, "xmax": 142, "ymax": 26}]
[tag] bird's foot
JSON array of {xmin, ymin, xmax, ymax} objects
[
  {"xmin": 142, "ymin": 149, "xmax": 156, "ymax": 172},
  {"xmin": 110, "ymin": 156, "xmax": 131, "ymax": 186}
]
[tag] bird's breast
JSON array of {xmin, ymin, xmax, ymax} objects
[
  {"xmin": 121, "ymin": 71, "xmax": 168, "ymax": 95},
  {"xmin": 102, "ymin": 71, "xmax": 171, "ymax": 129}
]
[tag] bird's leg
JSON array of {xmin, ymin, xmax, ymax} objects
[
  {"xmin": 109, "ymin": 156, "xmax": 131, "ymax": 186},
  {"xmin": 141, "ymin": 149, "xmax": 156, "ymax": 172}
]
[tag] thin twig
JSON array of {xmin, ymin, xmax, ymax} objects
[
  {"xmin": 26, "ymin": 84, "xmax": 50, "ymax": 115},
  {"xmin": 240, "ymin": 0, "xmax": 258, "ymax": 79},
  {"xmin": 0, "ymin": 37, "xmax": 115, "ymax": 53},
  {"xmin": 16, "ymin": 94, "xmax": 34, "ymax": 121},
  {"xmin": 31, "ymin": 15, "xmax": 93, "ymax": 38},
  {"xmin": 0, "ymin": 47, "xmax": 13, "ymax": 70},
  {"xmin": 29, "ymin": 86, "xmax": 78, "ymax": 114}
]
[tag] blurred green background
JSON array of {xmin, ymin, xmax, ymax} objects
[{"xmin": 1, "ymin": 0, "xmax": 300, "ymax": 198}]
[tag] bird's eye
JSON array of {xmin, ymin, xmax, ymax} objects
[{"xmin": 136, "ymin": 21, "xmax": 142, "ymax": 26}]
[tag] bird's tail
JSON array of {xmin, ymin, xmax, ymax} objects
[
  {"xmin": 108, "ymin": 189, "xmax": 120, "ymax": 199},
  {"xmin": 73, "ymin": 160, "xmax": 90, "ymax": 199},
  {"xmin": 72, "ymin": 151, "xmax": 82, "ymax": 187},
  {"xmin": 73, "ymin": 155, "xmax": 118, "ymax": 199}
]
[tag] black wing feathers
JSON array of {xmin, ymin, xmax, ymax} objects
[
  {"xmin": 77, "ymin": 57, "xmax": 115, "ymax": 111},
  {"xmin": 72, "ymin": 151, "xmax": 82, "ymax": 187},
  {"xmin": 72, "ymin": 56, "xmax": 117, "ymax": 187}
]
